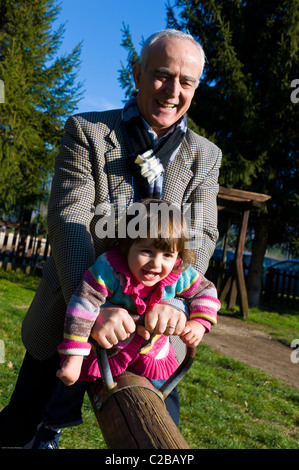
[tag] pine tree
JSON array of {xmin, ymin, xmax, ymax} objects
[
  {"xmin": 0, "ymin": 0, "xmax": 83, "ymax": 214},
  {"xmin": 118, "ymin": 23, "xmax": 140, "ymax": 100}
]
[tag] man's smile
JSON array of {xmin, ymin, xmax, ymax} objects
[{"xmin": 157, "ymin": 100, "xmax": 177, "ymax": 109}]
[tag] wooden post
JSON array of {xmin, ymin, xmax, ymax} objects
[
  {"xmin": 235, "ymin": 210, "xmax": 250, "ymax": 318},
  {"xmin": 216, "ymin": 217, "xmax": 231, "ymax": 293},
  {"xmin": 88, "ymin": 374, "xmax": 190, "ymax": 449},
  {"xmin": 88, "ymin": 344, "xmax": 195, "ymax": 449},
  {"xmin": 218, "ymin": 210, "xmax": 249, "ymax": 318},
  {"xmin": 217, "ymin": 186, "xmax": 271, "ymax": 317}
]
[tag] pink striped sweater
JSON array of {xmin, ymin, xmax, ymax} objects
[{"xmin": 58, "ymin": 247, "xmax": 221, "ymax": 381}]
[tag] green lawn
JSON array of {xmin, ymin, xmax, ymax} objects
[{"xmin": 0, "ymin": 270, "xmax": 298, "ymax": 449}]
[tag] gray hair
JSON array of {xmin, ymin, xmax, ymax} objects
[{"xmin": 139, "ymin": 29, "xmax": 206, "ymax": 79}]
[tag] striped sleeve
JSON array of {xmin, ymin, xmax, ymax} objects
[
  {"xmin": 176, "ymin": 265, "xmax": 221, "ymax": 332},
  {"xmin": 57, "ymin": 254, "xmax": 117, "ymax": 356}
]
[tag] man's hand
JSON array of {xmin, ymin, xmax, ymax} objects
[
  {"xmin": 91, "ymin": 306, "xmax": 136, "ymax": 349},
  {"xmin": 136, "ymin": 303, "xmax": 187, "ymax": 340}
]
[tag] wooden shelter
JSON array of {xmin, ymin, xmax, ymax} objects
[{"xmin": 216, "ymin": 186, "xmax": 271, "ymax": 318}]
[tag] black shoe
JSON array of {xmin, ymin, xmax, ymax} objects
[{"xmin": 31, "ymin": 423, "xmax": 61, "ymax": 449}]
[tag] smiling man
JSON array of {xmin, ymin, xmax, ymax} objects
[
  {"xmin": 133, "ymin": 34, "xmax": 203, "ymax": 137},
  {"xmin": 0, "ymin": 30, "xmax": 222, "ymax": 449}
]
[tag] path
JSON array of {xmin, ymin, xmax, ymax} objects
[{"xmin": 201, "ymin": 315, "xmax": 298, "ymax": 389}]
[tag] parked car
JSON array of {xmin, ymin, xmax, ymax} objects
[
  {"xmin": 211, "ymin": 247, "xmax": 235, "ymax": 265},
  {"xmin": 242, "ymin": 253, "xmax": 278, "ymax": 277},
  {"xmin": 270, "ymin": 259, "xmax": 299, "ymax": 273},
  {"xmin": 265, "ymin": 259, "xmax": 299, "ymax": 297},
  {"xmin": 212, "ymin": 248, "xmax": 277, "ymax": 274}
]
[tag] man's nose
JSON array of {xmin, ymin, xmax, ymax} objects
[{"xmin": 165, "ymin": 78, "xmax": 180, "ymax": 98}]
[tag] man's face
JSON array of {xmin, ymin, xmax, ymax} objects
[{"xmin": 133, "ymin": 37, "xmax": 202, "ymax": 138}]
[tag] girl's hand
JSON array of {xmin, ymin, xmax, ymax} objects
[
  {"xmin": 179, "ymin": 320, "xmax": 206, "ymax": 348},
  {"xmin": 91, "ymin": 307, "xmax": 136, "ymax": 349},
  {"xmin": 56, "ymin": 355, "xmax": 84, "ymax": 386}
]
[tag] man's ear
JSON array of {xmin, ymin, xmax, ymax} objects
[{"xmin": 132, "ymin": 63, "xmax": 142, "ymax": 89}]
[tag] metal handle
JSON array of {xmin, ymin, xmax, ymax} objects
[
  {"xmin": 95, "ymin": 315, "xmax": 196, "ymax": 398},
  {"xmin": 159, "ymin": 346, "xmax": 196, "ymax": 399},
  {"xmin": 96, "ymin": 345, "xmax": 117, "ymax": 390}
]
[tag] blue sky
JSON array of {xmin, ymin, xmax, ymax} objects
[{"xmin": 54, "ymin": 0, "xmax": 172, "ymax": 113}]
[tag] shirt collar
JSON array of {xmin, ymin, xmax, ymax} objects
[{"xmin": 141, "ymin": 114, "xmax": 187, "ymax": 147}]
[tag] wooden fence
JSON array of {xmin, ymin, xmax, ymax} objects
[
  {"xmin": 207, "ymin": 259, "xmax": 299, "ymax": 307},
  {"xmin": 263, "ymin": 267, "xmax": 299, "ymax": 306},
  {"xmin": 0, "ymin": 229, "xmax": 51, "ymax": 275}
]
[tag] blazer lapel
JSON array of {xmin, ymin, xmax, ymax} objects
[
  {"xmin": 104, "ymin": 128, "xmax": 134, "ymax": 206},
  {"xmin": 104, "ymin": 127, "xmax": 195, "ymax": 208},
  {"xmin": 162, "ymin": 134, "xmax": 194, "ymax": 206}
]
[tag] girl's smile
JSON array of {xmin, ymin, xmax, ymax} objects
[{"xmin": 127, "ymin": 238, "xmax": 179, "ymax": 286}]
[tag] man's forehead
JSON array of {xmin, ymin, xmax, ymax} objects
[
  {"xmin": 148, "ymin": 36, "xmax": 200, "ymax": 57},
  {"xmin": 146, "ymin": 37, "xmax": 202, "ymax": 72}
]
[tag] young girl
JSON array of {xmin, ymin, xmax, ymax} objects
[{"xmin": 56, "ymin": 198, "xmax": 221, "ymax": 387}]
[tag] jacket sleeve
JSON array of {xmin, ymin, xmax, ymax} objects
[
  {"xmin": 176, "ymin": 266, "xmax": 221, "ymax": 332},
  {"xmin": 187, "ymin": 142, "xmax": 222, "ymax": 275},
  {"xmin": 57, "ymin": 256, "xmax": 116, "ymax": 356},
  {"xmin": 47, "ymin": 115, "xmax": 97, "ymax": 304},
  {"xmin": 163, "ymin": 130, "xmax": 222, "ymax": 275}
]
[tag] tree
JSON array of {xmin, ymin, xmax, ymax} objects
[
  {"xmin": 166, "ymin": 0, "xmax": 299, "ymax": 306},
  {"xmin": 118, "ymin": 23, "xmax": 140, "ymax": 101},
  {"xmin": 0, "ymin": 0, "xmax": 84, "ymax": 215}
]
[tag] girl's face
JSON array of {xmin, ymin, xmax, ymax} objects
[{"xmin": 127, "ymin": 238, "xmax": 179, "ymax": 287}]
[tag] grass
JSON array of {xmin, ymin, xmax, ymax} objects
[
  {"xmin": 0, "ymin": 269, "xmax": 298, "ymax": 449},
  {"xmin": 179, "ymin": 346, "xmax": 299, "ymax": 449}
]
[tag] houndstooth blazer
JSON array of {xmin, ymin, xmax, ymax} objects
[{"xmin": 22, "ymin": 109, "xmax": 222, "ymax": 360}]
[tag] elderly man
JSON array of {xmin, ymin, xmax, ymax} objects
[{"xmin": 0, "ymin": 29, "xmax": 222, "ymax": 448}]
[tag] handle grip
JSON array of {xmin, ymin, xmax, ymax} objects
[{"xmin": 95, "ymin": 315, "xmax": 196, "ymax": 398}]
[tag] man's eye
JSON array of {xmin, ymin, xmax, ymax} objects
[
  {"xmin": 181, "ymin": 81, "xmax": 194, "ymax": 88},
  {"xmin": 155, "ymin": 74, "xmax": 168, "ymax": 81}
]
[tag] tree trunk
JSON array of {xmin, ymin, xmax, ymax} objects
[{"xmin": 247, "ymin": 218, "xmax": 269, "ymax": 307}]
